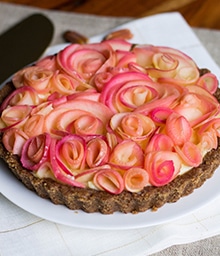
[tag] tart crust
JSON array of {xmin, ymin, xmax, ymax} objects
[{"xmin": 0, "ymin": 82, "xmax": 220, "ymax": 214}]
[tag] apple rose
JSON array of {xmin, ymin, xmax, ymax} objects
[
  {"xmin": 109, "ymin": 140, "xmax": 144, "ymax": 169},
  {"xmin": 144, "ymin": 151, "xmax": 181, "ymax": 186},
  {"xmin": 174, "ymin": 141, "xmax": 202, "ymax": 167},
  {"xmin": 2, "ymin": 128, "xmax": 29, "ymax": 155},
  {"xmin": 100, "ymin": 72, "xmax": 154, "ymax": 113},
  {"xmin": 0, "ymin": 86, "xmax": 41, "ymax": 112},
  {"xmin": 23, "ymin": 114, "xmax": 46, "ymax": 138},
  {"xmin": 123, "ymin": 167, "xmax": 149, "ymax": 192},
  {"xmin": 93, "ymin": 168, "xmax": 124, "ymax": 194},
  {"xmin": 92, "ymin": 71, "xmax": 115, "ymax": 92},
  {"xmin": 197, "ymin": 128, "xmax": 218, "ymax": 153},
  {"xmin": 21, "ymin": 133, "xmax": 51, "ymax": 171},
  {"xmin": 173, "ymin": 85, "xmax": 220, "ymax": 127},
  {"xmin": 165, "ymin": 112, "xmax": 192, "ymax": 146},
  {"xmin": 133, "ymin": 44, "xmax": 200, "ymax": 85},
  {"xmin": 0, "ymin": 105, "xmax": 32, "ymax": 131},
  {"xmin": 196, "ymin": 118, "xmax": 220, "ymax": 152},
  {"xmin": 109, "ymin": 112, "xmax": 156, "ymax": 147},
  {"xmin": 196, "ymin": 72, "xmax": 218, "ymax": 94},
  {"xmin": 100, "ymin": 71, "xmax": 185, "ymax": 114},
  {"xmin": 44, "ymin": 99, "xmax": 112, "ymax": 137},
  {"xmin": 49, "ymin": 71, "xmax": 80, "ymax": 95},
  {"xmin": 56, "ymin": 41, "xmax": 116, "ymax": 83},
  {"xmin": 53, "ymin": 134, "xmax": 86, "ymax": 176},
  {"xmin": 49, "ymin": 137, "xmax": 85, "ymax": 187},
  {"xmin": 12, "ymin": 66, "xmax": 53, "ymax": 95},
  {"xmin": 20, "ymin": 102, "xmax": 54, "ymax": 138},
  {"xmin": 86, "ymin": 137, "xmax": 110, "ymax": 168}
]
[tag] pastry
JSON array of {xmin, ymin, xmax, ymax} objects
[{"xmin": 0, "ymin": 39, "xmax": 220, "ymax": 214}]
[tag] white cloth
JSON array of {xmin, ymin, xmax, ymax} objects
[
  {"xmin": 1, "ymin": 3, "xmax": 220, "ymax": 255},
  {"xmin": 1, "ymin": 194, "xmax": 220, "ymax": 256}
]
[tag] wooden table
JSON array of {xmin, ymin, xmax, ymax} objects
[{"xmin": 1, "ymin": 0, "xmax": 220, "ymax": 30}]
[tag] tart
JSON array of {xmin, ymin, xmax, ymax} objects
[{"xmin": 0, "ymin": 39, "xmax": 220, "ymax": 214}]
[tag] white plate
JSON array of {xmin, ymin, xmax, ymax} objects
[
  {"xmin": 1, "ymin": 17, "xmax": 220, "ymax": 229},
  {"xmin": 1, "ymin": 158, "xmax": 220, "ymax": 230}
]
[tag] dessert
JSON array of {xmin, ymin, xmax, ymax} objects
[{"xmin": 0, "ymin": 39, "xmax": 220, "ymax": 214}]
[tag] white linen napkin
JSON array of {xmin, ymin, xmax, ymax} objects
[
  {"xmin": 1, "ymin": 193, "xmax": 220, "ymax": 256},
  {"xmin": 1, "ymin": 4, "xmax": 220, "ymax": 255}
]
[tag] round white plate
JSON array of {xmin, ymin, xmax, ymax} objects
[{"xmin": 1, "ymin": 44, "xmax": 220, "ymax": 230}]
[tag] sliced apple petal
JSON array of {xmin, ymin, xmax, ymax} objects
[
  {"xmin": 93, "ymin": 168, "xmax": 124, "ymax": 194},
  {"xmin": 166, "ymin": 113, "xmax": 192, "ymax": 146},
  {"xmin": 124, "ymin": 167, "xmax": 149, "ymax": 192}
]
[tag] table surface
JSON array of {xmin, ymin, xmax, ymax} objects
[{"xmin": 1, "ymin": 0, "xmax": 220, "ymax": 30}]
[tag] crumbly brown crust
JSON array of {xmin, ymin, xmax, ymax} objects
[{"xmin": 0, "ymin": 82, "xmax": 220, "ymax": 214}]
